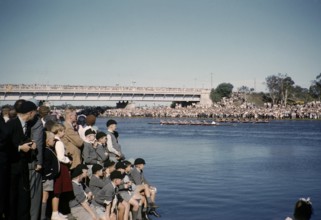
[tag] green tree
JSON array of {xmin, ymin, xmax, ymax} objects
[
  {"xmin": 279, "ymin": 74, "xmax": 294, "ymax": 106},
  {"xmin": 210, "ymin": 88, "xmax": 220, "ymax": 103},
  {"xmin": 265, "ymin": 73, "xmax": 294, "ymax": 106},
  {"xmin": 170, "ymin": 101, "xmax": 177, "ymax": 108},
  {"xmin": 290, "ymin": 86, "xmax": 312, "ymax": 104},
  {"xmin": 309, "ymin": 73, "xmax": 321, "ymax": 100},
  {"xmin": 238, "ymin": 85, "xmax": 250, "ymax": 93},
  {"xmin": 265, "ymin": 75, "xmax": 280, "ymax": 105},
  {"xmin": 237, "ymin": 85, "xmax": 250, "ymax": 102},
  {"xmin": 210, "ymin": 83, "xmax": 234, "ymax": 103}
]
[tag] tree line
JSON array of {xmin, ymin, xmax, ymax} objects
[{"xmin": 210, "ymin": 73, "xmax": 321, "ymax": 106}]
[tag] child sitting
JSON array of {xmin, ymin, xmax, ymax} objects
[{"xmin": 69, "ymin": 165, "xmax": 98, "ymax": 220}]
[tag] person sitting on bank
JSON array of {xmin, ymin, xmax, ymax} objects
[
  {"xmin": 69, "ymin": 165, "xmax": 98, "ymax": 220},
  {"xmin": 78, "ymin": 164, "xmax": 94, "ymax": 201},
  {"xmin": 92, "ymin": 171, "xmax": 125, "ymax": 220},
  {"xmin": 82, "ymin": 129, "xmax": 107, "ymax": 176},
  {"xmin": 89, "ymin": 164, "xmax": 105, "ymax": 197},
  {"xmin": 106, "ymin": 120, "xmax": 125, "ymax": 162},
  {"xmin": 285, "ymin": 197, "xmax": 313, "ymax": 220},
  {"xmin": 103, "ymin": 160, "xmax": 116, "ymax": 184},
  {"xmin": 96, "ymin": 131, "xmax": 109, "ymax": 160},
  {"xmin": 84, "ymin": 130, "xmax": 108, "ymax": 165},
  {"xmin": 129, "ymin": 158, "xmax": 160, "ymax": 218},
  {"xmin": 116, "ymin": 161, "xmax": 145, "ymax": 220},
  {"xmin": 123, "ymin": 160, "xmax": 150, "ymax": 220}
]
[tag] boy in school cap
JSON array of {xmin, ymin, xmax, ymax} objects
[
  {"xmin": 131, "ymin": 158, "xmax": 160, "ymax": 217},
  {"xmin": 106, "ymin": 119, "xmax": 117, "ymax": 127},
  {"xmin": 92, "ymin": 171, "xmax": 124, "ymax": 220},
  {"xmin": 89, "ymin": 164, "xmax": 105, "ymax": 197},
  {"xmin": 115, "ymin": 161, "xmax": 127, "ymax": 170},
  {"xmin": 92, "ymin": 164, "xmax": 103, "ymax": 174},
  {"xmin": 71, "ymin": 165, "xmax": 83, "ymax": 179},
  {"xmin": 84, "ymin": 128, "xmax": 96, "ymax": 136},
  {"xmin": 106, "ymin": 119, "xmax": 125, "ymax": 161},
  {"xmin": 96, "ymin": 131, "xmax": 106, "ymax": 141},
  {"xmin": 134, "ymin": 158, "xmax": 146, "ymax": 165},
  {"xmin": 69, "ymin": 165, "xmax": 97, "ymax": 220}
]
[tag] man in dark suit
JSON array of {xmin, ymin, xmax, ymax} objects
[
  {"xmin": 5, "ymin": 100, "xmax": 38, "ymax": 220},
  {"xmin": 0, "ymin": 116, "xmax": 8, "ymax": 219}
]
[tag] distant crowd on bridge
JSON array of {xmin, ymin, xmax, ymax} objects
[{"xmin": 1, "ymin": 83, "xmax": 203, "ymax": 93}]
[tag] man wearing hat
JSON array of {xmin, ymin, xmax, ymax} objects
[
  {"xmin": 69, "ymin": 165, "xmax": 98, "ymax": 220},
  {"xmin": 106, "ymin": 119, "xmax": 125, "ymax": 162},
  {"xmin": 5, "ymin": 100, "xmax": 38, "ymax": 220}
]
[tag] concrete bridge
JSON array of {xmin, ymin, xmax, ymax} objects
[{"xmin": 0, "ymin": 84, "xmax": 212, "ymax": 106}]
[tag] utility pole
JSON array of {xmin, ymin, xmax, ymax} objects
[{"xmin": 211, "ymin": 73, "xmax": 213, "ymax": 89}]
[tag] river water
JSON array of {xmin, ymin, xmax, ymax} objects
[{"xmin": 95, "ymin": 118, "xmax": 321, "ymax": 220}]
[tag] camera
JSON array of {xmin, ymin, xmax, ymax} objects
[{"xmin": 66, "ymin": 152, "xmax": 73, "ymax": 161}]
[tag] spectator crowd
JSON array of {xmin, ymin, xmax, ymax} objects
[
  {"xmin": 0, "ymin": 99, "xmax": 160, "ymax": 220},
  {"xmin": 103, "ymin": 98, "xmax": 321, "ymax": 120}
]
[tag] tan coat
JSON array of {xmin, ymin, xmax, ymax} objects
[{"xmin": 61, "ymin": 121, "xmax": 84, "ymax": 169}]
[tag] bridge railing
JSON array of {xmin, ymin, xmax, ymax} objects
[{"xmin": 0, "ymin": 84, "xmax": 208, "ymax": 94}]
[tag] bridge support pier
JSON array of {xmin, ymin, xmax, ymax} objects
[
  {"xmin": 172, "ymin": 101, "xmax": 197, "ymax": 108},
  {"xmin": 200, "ymin": 89, "xmax": 212, "ymax": 107},
  {"xmin": 116, "ymin": 101, "xmax": 129, "ymax": 108}
]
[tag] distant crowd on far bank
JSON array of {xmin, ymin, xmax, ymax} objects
[
  {"xmin": 102, "ymin": 100, "xmax": 321, "ymax": 120},
  {"xmin": 2, "ymin": 95, "xmax": 321, "ymax": 122}
]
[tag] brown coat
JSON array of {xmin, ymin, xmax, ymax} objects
[{"xmin": 61, "ymin": 121, "xmax": 84, "ymax": 169}]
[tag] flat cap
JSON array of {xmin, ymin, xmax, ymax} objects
[
  {"xmin": 85, "ymin": 129, "xmax": 96, "ymax": 136},
  {"xmin": 134, "ymin": 158, "xmax": 146, "ymax": 165},
  {"xmin": 110, "ymin": 171, "xmax": 124, "ymax": 180},
  {"xmin": 106, "ymin": 119, "xmax": 117, "ymax": 127},
  {"xmin": 92, "ymin": 164, "xmax": 103, "ymax": 174},
  {"xmin": 19, "ymin": 101, "xmax": 37, "ymax": 114},
  {"xmin": 71, "ymin": 165, "xmax": 83, "ymax": 179}
]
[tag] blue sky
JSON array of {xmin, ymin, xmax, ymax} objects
[{"xmin": 1, "ymin": 0, "xmax": 321, "ymax": 92}]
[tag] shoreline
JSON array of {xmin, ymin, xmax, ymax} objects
[{"xmin": 98, "ymin": 115, "xmax": 321, "ymax": 121}]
